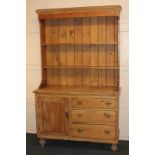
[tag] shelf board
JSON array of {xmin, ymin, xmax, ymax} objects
[
  {"xmin": 34, "ymin": 86, "xmax": 120, "ymax": 96},
  {"xmin": 41, "ymin": 42, "xmax": 118, "ymax": 46},
  {"xmin": 43, "ymin": 66, "xmax": 119, "ymax": 69}
]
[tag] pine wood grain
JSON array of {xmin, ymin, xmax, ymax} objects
[
  {"xmin": 74, "ymin": 18, "xmax": 82, "ymax": 86},
  {"xmin": 71, "ymin": 97, "xmax": 118, "ymax": 109},
  {"xmin": 59, "ymin": 19, "xmax": 68, "ymax": 86},
  {"xmin": 90, "ymin": 17, "xmax": 98, "ymax": 87},
  {"xmin": 72, "ymin": 109, "xmax": 117, "ymax": 124},
  {"xmin": 39, "ymin": 20, "xmax": 47, "ymax": 88},
  {"xmin": 82, "ymin": 17, "xmax": 90, "ymax": 86},
  {"xmin": 35, "ymin": 6, "xmax": 121, "ymax": 150},
  {"xmin": 51, "ymin": 20, "xmax": 60, "ymax": 86},
  {"xmin": 66, "ymin": 18, "xmax": 75, "ymax": 86},
  {"xmin": 36, "ymin": 6, "xmax": 122, "ymax": 19},
  {"xmin": 36, "ymin": 96, "xmax": 69, "ymax": 135},
  {"xmin": 98, "ymin": 17, "xmax": 107, "ymax": 87},
  {"xmin": 71, "ymin": 124, "xmax": 116, "ymax": 140}
]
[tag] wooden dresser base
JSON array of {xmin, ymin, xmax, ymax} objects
[{"xmin": 35, "ymin": 91, "xmax": 119, "ymax": 153}]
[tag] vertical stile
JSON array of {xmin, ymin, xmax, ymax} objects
[
  {"xmin": 117, "ymin": 17, "xmax": 120, "ymax": 88},
  {"xmin": 47, "ymin": 20, "xmax": 53, "ymax": 86},
  {"xmin": 59, "ymin": 19, "xmax": 68, "ymax": 86},
  {"xmin": 39, "ymin": 20, "xmax": 47, "ymax": 87},
  {"xmin": 45, "ymin": 20, "xmax": 52, "ymax": 86},
  {"xmin": 115, "ymin": 66, "xmax": 118, "ymax": 87},
  {"xmin": 49, "ymin": 20, "xmax": 54, "ymax": 86},
  {"xmin": 106, "ymin": 17, "xmax": 115, "ymax": 86},
  {"xmin": 106, "ymin": 17, "xmax": 115, "ymax": 43},
  {"xmin": 106, "ymin": 45, "xmax": 115, "ymax": 86},
  {"xmin": 105, "ymin": 17, "xmax": 107, "ymax": 87},
  {"xmin": 114, "ymin": 17, "xmax": 118, "ymax": 87},
  {"xmin": 117, "ymin": 16, "xmax": 120, "ymax": 134},
  {"xmin": 74, "ymin": 18, "xmax": 82, "ymax": 86},
  {"xmin": 51, "ymin": 19, "xmax": 59, "ymax": 44},
  {"xmin": 42, "ymin": 101, "xmax": 47, "ymax": 132},
  {"xmin": 114, "ymin": 17, "xmax": 118, "ymax": 66},
  {"xmin": 51, "ymin": 19, "xmax": 60, "ymax": 86},
  {"xmin": 107, "ymin": 69, "xmax": 115, "ymax": 87},
  {"xmin": 107, "ymin": 45, "xmax": 115, "ymax": 66},
  {"xmin": 106, "ymin": 17, "xmax": 115, "ymax": 66},
  {"xmin": 45, "ymin": 20, "xmax": 51, "ymax": 44},
  {"xmin": 46, "ymin": 46, "xmax": 52, "ymax": 86},
  {"xmin": 98, "ymin": 17, "xmax": 106, "ymax": 87},
  {"xmin": 82, "ymin": 17, "xmax": 90, "ymax": 86},
  {"xmin": 49, "ymin": 46, "xmax": 54, "ymax": 86},
  {"xmin": 90, "ymin": 17, "xmax": 98, "ymax": 87},
  {"xmin": 44, "ymin": 21, "xmax": 51, "ymax": 91},
  {"xmin": 66, "ymin": 18, "xmax": 75, "ymax": 86}
]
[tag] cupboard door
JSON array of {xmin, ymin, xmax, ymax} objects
[{"xmin": 36, "ymin": 95, "xmax": 69, "ymax": 136}]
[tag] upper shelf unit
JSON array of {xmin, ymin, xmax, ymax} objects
[{"xmin": 36, "ymin": 6, "xmax": 121, "ymax": 88}]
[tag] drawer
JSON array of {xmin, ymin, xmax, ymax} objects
[
  {"xmin": 72, "ymin": 110, "xmax": 116, "ymax": 124},
  {"xmin": 71, "ymin": 98, "xmax": 117, "ymax": 109},
  {"xmin": 71, "ymin": 124, "xmax": 116, "ymax": 140}
]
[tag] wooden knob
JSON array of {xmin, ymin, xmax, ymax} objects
[
  {"xmin": 100, "ymin": 100, "xmax": 105, "ymax": 103},
  {"xmin": 77, "ymin": 129, "xmax": 83, "ymax": 133},
  {"xmin": 104, "ymin": 130, "xmax": 111, "ymax": 134},
  {"xmin": 104, "ymin": 112, "xmax": 111, "ymax": 118},
  {"xmin": 64, "ymin": 112, "xmax": 69, "ymax": 118},
  {"xmin": 105, "ymin": 101, "xmax": 112, "ymax": 106},
  {"xmin": 77, "ymin": 100, "xmax": 82, "ymax": 105},
  {"xmin": 77, "ymin": 113, "xmax": 83, "ymax": 117}
]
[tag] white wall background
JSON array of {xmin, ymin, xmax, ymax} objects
[{"xmin": 26, "ymin": 0, "xmax": 129, "ymax": 140}]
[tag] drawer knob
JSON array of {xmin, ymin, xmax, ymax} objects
[
  {"xmin": 100, "ymin": 100, "xmax": 105, "ymax": 103},
  {"xmin": 77, "ymin": 100, "xmax": 82, "ymax": 105},
  {"xmin": 77, "ymin": 129, "xmax": 83, "ymax": 133},
  {"xmin": 77, "ymin": 113, "xmax": 83, "ymax": 117},
  {"xmin": 104, "ymin": 112, "xmax": 111, "ymax": 118},
  {"xmin": 105, "ymin": 101, "xmax": 112, "ymax": 106},
  {"xmin": 64, "ymin": 112, "xmax": 69, "ymax": 118},
  {"xmin": 104, "ymin": 130, "xmax": 111, "ymax": 134}
]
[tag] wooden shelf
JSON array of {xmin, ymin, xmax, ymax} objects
[
  {"xmin": 34, "ymin": 86, "xmax": 120, "ymax": 96},
  {"xmin": 37, "ymin": 13, "xmax": 120, "ymax": 90},
  {"xmin": 41, "ymin": 42, "xmax": 118, "ymax": 46},
  {"xmin": 43, "ymin": 66, "xmax": 119, "ymax": 69}
]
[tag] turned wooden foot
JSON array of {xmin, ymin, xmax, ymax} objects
[
  {"xmin": 39, "ymin": 138, "xmax": 46, "ymax": 148},
  {"xmin": 111, "ymin": 144, "xmax": 118, "ymax": 153}
]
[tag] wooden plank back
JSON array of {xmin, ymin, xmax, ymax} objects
[{"xmin": 42, "ymin": 16, "xmax": 119, "ymax": 88}]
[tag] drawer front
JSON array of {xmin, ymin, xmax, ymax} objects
[
  {"xmin": 71, "ymin": 124, "xmax": 116, "ymax": 140},
  {"xmin": 71, "ymin": 98, "xmax": 117, "ymax": 109},
  {"xmin": 72, "ymin": 110, "xmax": 116, "ymax": 124}
]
